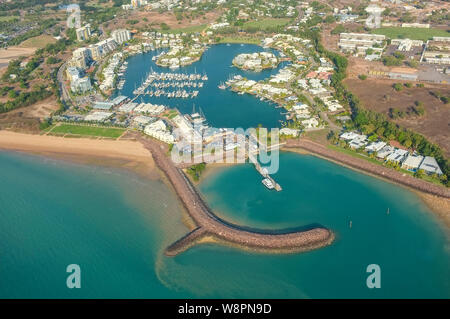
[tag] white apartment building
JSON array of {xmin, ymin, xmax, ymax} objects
[
  {"xmin": 112, "ymin": 29, "xmax": 131, "ymax": 45},
  {"xmin": 76, "ymin": 24, "xmax": 91, "ymax": 42}
]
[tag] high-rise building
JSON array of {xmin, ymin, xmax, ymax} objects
[
  {"xmin": 69, "ymin": 55, "xmax": 88, "ymax": 69},
  {"xmin": 111, "ymin": 29, "xmax": 131, "ymax": 45},
  {"xmin": 88, "ymin": 44, "xmax": 102, "ymax": 61},
  {"xmin": 76, "ymin": 24, "xmax": 91, "ymax": 41},
  {"xmin": 73, "ymin": 47, "xmax": 91, "ymax": 60},
  {"xmin": 71, "ymin": 77, "xmax": 92, "ymax": 93},
  {"xmin": 66, "ymin": 66, "xmax": 80, "ymax": 82},
  {"xmin": 131, "ymin": 0, "xmax": 140, "ymax": 8}
]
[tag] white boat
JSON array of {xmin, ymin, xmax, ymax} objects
[{"xmin": 262, "ymin": 178, "xmax": 274, "ymax": 189}]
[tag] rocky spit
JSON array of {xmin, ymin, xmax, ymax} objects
[{"xmin": 136, "ymin": 135, "xmax": 334, "ymax": 256}]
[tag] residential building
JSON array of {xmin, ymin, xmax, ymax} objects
[
  {"xmin": 401, "ymin": 154, "xmax": 424, "ymax": 171},
  {"xmin": 112, "ymin": 29, "xmax": 131, "ymax": 45},
  {"xmin": 66, "ymin": 66, "xmax": 80, "ymax": 82},
  {"xmin": 338, "ymin": 33, "xmax": 385, "ymax": 55},
  {"xmin": 418, "ymin": 156, "xmax": 443, "ymax": 175},
  {"xmin": 279, "ymin": 128, "xmax": 299, "ymax": 137},
  {"xmin": 301, "ymin": 117, "xmax": 319, "ymax": 129},
  {"xmin": 76, "ymin": 24, "xmax": 91, "ymax": 42},
  {"xmin": 71, "ymin": 76, "xmax": 92, "ymax": 93},
  {"xmin": 391, "ymin": 39, "xmax": 423, "ymax": 52},
  {"xmin": 386, "ymin": 149, "xmax": 408, "ymax": 164},
  {"xmin": 84, "ymin": 111, "xmax": 112, "ymax": 122},
  {"xmin": 365, "ymin": 141, "xmax": 386, "ymax": 153},
  {"xmin": 376, "ymin": 145, "xmax": 394, "ymax": 159}
]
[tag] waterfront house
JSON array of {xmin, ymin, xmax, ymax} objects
[
  {"xmin": 376, "ymin": 145, "xmax": 395, "ymax": 159},
  {"xmin": 144, "ymin": 120, "xmax": 175, "ymax": 144},
  {"xmin": 401, "ymin": 153, "xmax": 424, "ymax": 172},
  {"xmin": 418, "ymin": 156, "xmax": 443, "ymax": 175},
  {"xmin": 340, "ymin": 132, "xmax": 366, "ymax": 141},
  {"xmin": 365, "ymin": 141, "xmax": 387, "ymax": 153},
  {"xmin": 386, "ymin": 149, "xmax": 408, "ymax": 164},
  {"xmin": 279, "ymin": 128, "xmax": 299, "ymax": 137}
]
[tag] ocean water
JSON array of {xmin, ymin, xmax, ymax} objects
[
  {"xmin": 117, "ymin": 43, "xmax": 288, "ymax": 129},
  {"xmin": 0, "ymin": 151, "xmax": 448, "ymax": 298}
]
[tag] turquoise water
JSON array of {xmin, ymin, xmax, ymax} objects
[
  {"xmin": 118, "ymin": 44, "xmax": 287, "ymax": 129},
  {"xmin": 0, "ymin": 151, "xmax": 448, "ymax": 298},
  {"xmin": 1, "ymin": 44, "xmax": 449, "ymax": 299}
]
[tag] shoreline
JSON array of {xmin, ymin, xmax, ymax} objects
[
  {"xmin": 282, "ymin": 139, "xmax": 450, "ymax": 229},
  {"xmin": 0, "ymin": 130, "xmax": 159, "ymax": 180},
  {"xmin": 1, "ymin": 130, "xmax": 447, "ymax": 234}
]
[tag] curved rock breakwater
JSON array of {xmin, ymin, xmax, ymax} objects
[{"xmin": 136, "ymin": 135, "xmax": 334, "ymax": 256}]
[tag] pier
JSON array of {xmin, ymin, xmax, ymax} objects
[
  {"xmin": 136, "ymin": 134, "xmax": 334, "ymax": 256},
  {"xmin": 249, "ymin": 152, "xmax": 282, "ymax": 191}
]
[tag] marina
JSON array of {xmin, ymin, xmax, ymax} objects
[
  {"xmin": 116, "ymin": 44, "xmax": 286, "ymax": 129},
  {"xmin": 132, "ymin": 70, "xmax": 207, "ymax": 98}
]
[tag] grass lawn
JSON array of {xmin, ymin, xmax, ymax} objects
[
  {"xmin": 18, "ymin": 34, "xmax": 57, "ymax": 49},
  {"xmin": 371, "ymin": 27, "xmax": 450, "ymax": 41},
  {"xmin": 51, "ymin": 124, "xmax": 125, "ymax": 138},
  {"xmin": 242, "ymin": 18, "xmax": 291, "ymax": 31},
  {"xmin": 327, "ymin": 144, "xmax": 382, "ymax": 166},
  {"xmin": 0, "ymin": 16, "xmax": 19, "ymax": 22}
]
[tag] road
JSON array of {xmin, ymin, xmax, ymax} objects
[{"xmin": 57, "ymin": 62, "xmax": 72, "ymax": 107}]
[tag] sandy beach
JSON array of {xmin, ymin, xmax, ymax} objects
[{"xmin": 0, "ymin": 130, "xmax": 157, "ymax": 178}]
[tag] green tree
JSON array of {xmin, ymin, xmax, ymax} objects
[{"xmin": 393, "ymin": 83, "xmax": 403, "ymax": 91}]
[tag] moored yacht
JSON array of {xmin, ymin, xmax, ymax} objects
[{"xmin": 262, "ymin": 178, "xmax": 274, "ymax": 190}]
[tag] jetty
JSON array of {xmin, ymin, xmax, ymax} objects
[
  {"xmin": 135, "ymin": 134, "xmax": 334, "ymax": 256},
  {"xmin": 249, "ymin": 152, "xmax": 282, "ymax": 191}
]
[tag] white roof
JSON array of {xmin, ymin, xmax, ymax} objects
[
  {"xmin": 418, "ymin": 156, "xmax": 443, "ymax": 175},
  {"xmin": 386, "ymin": 149, "xmax": 408, "ymax": 163},
  {"xmin": 376, "ymin": 145, "xmax": 395, "ymax": 158},
  {"xmin": 365, "ymin": 141, "xmax": 386, "ymax": 152},
  {"xmin": 402, "ymin": 154, "xmax": 424, "ymax": 169}
]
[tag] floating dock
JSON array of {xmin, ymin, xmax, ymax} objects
[{"xmin": 249, "ymin": 153, "xmax": 282, "ymax": 191}]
